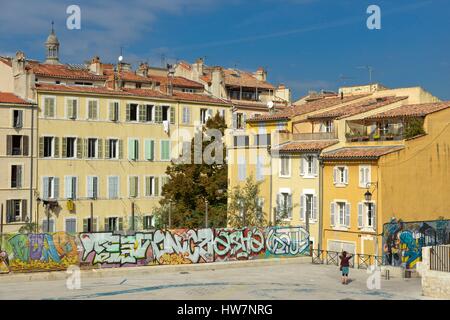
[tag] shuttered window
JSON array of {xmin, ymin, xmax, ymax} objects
[
  {"xmin": 160, "ymin": 140, "xmax": 170, "ymax": 161},
  {"xmin": 129, "ymin": 176, "xmax": 138, "ymax": 198},
  {"xmin": 182, "ymin": 106, "xmax": 190, "ymax": 124},
  {"xmin": 11, "ymin": 165, "xmax": 22, "ymax": 188},
  {"xmin": 6, "ymin": 199, "xmax": 26, "ymax": 223},
  {"xmin": 144, "ymin": 140, "xmax": 155, "ymax": 161},
  {"xmin": 279, "ymin": 156, "xmax": 291, "ymax": 177},
  {"xmin": 87, "ymin": 100, "xmax": 98, "ymax": 120},
  {"xmin": 108, "ymin": 176, "xmax": 119, "ymax": 199},
  {"xmin": 145, "ymin": 176, "xmax": 155, "ymax": 196},
  {"xmin": 87, "ymin": 176, "xmax": 98, "ymax": 199},
  {"xmin": 12, "ymin": 110, "xmax": 23, "ymax": 128},
  {"xmin": 64, "ymin": 176, "xmax": 77, "ymax": 199},
  {"xmin": 44, "ymin": 97, "xmax": 56, "ymax": 118},
  {"xmin": 65, "ymin": 218, "xmax": 77, "ymax": 233},
  {"xmin": 66, "ymin": 98, "xmax": 78, "ymax": 119},
  {"xmin": 128, "ymin": 138, "xmax": 139, "ymax": 160},
  {"xmin": 42, "ymin": 177, "xmax": 59, "ymax": 200},
  {"xmin": 109, "ymin": 101, "xmax": 119, "ymax": 121}
]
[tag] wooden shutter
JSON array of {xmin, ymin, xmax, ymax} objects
[
  {"xmin": 130, "ymin": 177, "xmax": 136, "ymax": 197},
  {"xmin": 358, "ymin": 202, "xmax": 363, "ymax": 228},
  {"xmin": 6, "ymin": 200, "xmax": 12, "ymax": 222},
  {"xmin": 126, "ymin": 104, "xmax": 131, "ymax": 121},
  {"xmin": 312, "ymin": 156, "xmax": 318, "ymax": 176},
  {"xmin": 54, "ymin": 137, "xmax": 60, "ymax": 158},
  {"xmin": 365, "ymin": 167, "xmax": 370, "ymax": 185},
  {"xmin": 83, "ymin": 219, "xmax": 88, "ymax": 232},
  {"xmin": 118, "ymin": 140, "xmax": 123, "ymax": 159},
  {"xmin": 330, "ymin": 202, "xmax": 335, "ymax": 226},
  {"xmin": 65, "ymin": 177, "xmax": 72, "ymax": 199},
  {"xmin": 67, "ymin": 100, "xmax": 72, "ymax": 119},
  {"xmin": 118, "ymin": 217, "xmax": 123, "ymax": 231},
  {"xmin": 6, "ymin": 135, "xmax": 12, "ymax": 155},
  {"xmin": 17, "ymin": 165, "xmax": 22, "ymax": 188},
  {"xmin": 83, "ymin": 138, "xmax": 88, "ymax": 158},
  {"xmin": 109, "ymin": 102, "xmax": 114, "ymax": 121},
  {"xmin": 53, "ymin": 177, "xmax": 60, "ymax": 199},
  {"xmin": 39, "ymin": 137, "xmax": 44, "ymax": 158},
  {"xmin": 359, "ymin": 167, "xmax": 364, "ymax": 186},
  {"xmin": 22, "ymin": 136, "xmax": 29, "ymax": 156},
  {"xmin": 73, "ymin": 100, "xmax": 78, "ymax": 119},
  {"xmin": 276, "ymin": 193, "xmax": 281, "ymax": 217},
  {"xmin": 345, "ymin": 203, "xmax": 350, "ymax": 227},
  {"xmin": 98, "ymin": 139, "xmax": 103, "ymax": 159},
  {"xmin": 300, "ymin": 157, "xmax": 305, "ymax": 176},
  {"xmin": 104, "ymin": 218, "xmax": 109, "ymax": 232},
  {"xmin": 155, "ymin": 106, "xmax": 162, "ymax": 123},
  {"xmin": 154, "ymin": 177, "xmax": 159, "ymax": 196},
  {"xmin": 170, "ymin": 106, "xmax": 175, "ymax": 124},
  {"xmin": 105, "ymin": 139, "xmax": 110, "ymax": 159},
  {"xmin": 77, "ymin": 138, "xmax": 83, "ymax": 158},
  {"xmin": 87, "ymin": 176, "xmax": 93, "ymax": 198},
  {"xmin": 344, "ymin": 167, "xmax": 349, "ymax": 184},
  {"xmin": 145, "ymin": 177, "xmax": 151, "ymax": 196},
  {"xmin": 232, "ymin": 113, "xmax": 237, "ymax": 129},
  {"xmin": 139, "ymin": 105, "xmax": 146, "ymax": 122},
  {"xmin": 312, "ymin": 196, "xmax": 318, "ymax": 220},
  {"xmin": 93, "ymin": 177, "xmax": 98, "ymax": 199},
  {"xmin": 43, "ymin": 177, "xmax": 49, "ymax": 199},
  {"xmin": 372, "ymin": 204, "xmax": 376, "ymax": 228},
  {"xmin": 300, "ymin": 195, "xmax": 305, "ymax": 220},
  {"xmin": 21, "ymin": 200, "xmax": 27, "ymax": 222},
  {"xmin": 333, "ymin": 167, "xmax": 338, "ymax": 184},
  {"xmin": 62, "ymin": 137, "xmax": 67, "ymax": 158},
  {"xmin": 128, "ymin": 138, "xmax": 134, "ymax": 160}
]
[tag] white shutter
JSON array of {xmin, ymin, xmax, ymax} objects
[
  {"xmin": 232, "ymin": 113, "xmax": 237, "ymax": 129},
  {"xmin": 300, "ymin": 195, "xmax": 305, "ymax": 220},
  {"xmin": 365, "ymin": 167, "xmax": 371, "ymax": 185},
  {"xmin": 345, "ymin": 203, "xmax": 351, "ymax": 227},
  {"xmin": 65, "ymin": 177, "xmax": 72, "ymax": 199},
  {"xmin": 300, "ymin": 157, "xmax": 305, "ymax": 176},
  {"xmin": 333, "ymin": 167, "xmax": 338, "ymax": 184},
  {"xmin": 344, "ymin": 167, "xmax": 349, "ymax": 184},
  {"xmin": 287, "ymin": 194, "xmax": 292, "ymax": 218},
  {"xmin": 359, "ymin": 167, "xmax": 364, "ymax": 186},
  {"xmin": 88, "ymin": 176, "xmax": 93, "ymax": 198},
  {"xmin": 43, "ymin": 177, "xmax": 49, "ymax": 199},
  {"xmin": 371, "ymin": 203, "xmax": 376, "ymax": 228},
  {"xmin": 330, "ymin": 202, "xmax": 335, "ymax": 226},
  {"xmin": 312, "ymin": 195, "xmax": 318, "ymax": 220},
  {"xmin": 358, "ymin": 202, "xmax": 363, "ymax": 228},
  {"xmin": 276, "ymin": 193, "xmax": 281, "ymax": 216},
  {"xmin": 53, "ymin": 177, "xmax": 59, "ymax": 199},
  {"xmin": 312, "ymin": 156, "xmax": 318, "ymax": 176}
]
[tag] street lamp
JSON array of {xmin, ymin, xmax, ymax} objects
[
  {"xmin": 364, "ymin": 190, "xmax": 372, "ymax": 202},
  {"xmin": 364, "ymin": 182, "xmax": 378, "ymax": 267}
]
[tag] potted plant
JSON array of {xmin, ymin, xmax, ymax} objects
[
  {"xmin": 373, "ymin": 133, "xmax": 380, "ymax": 141},
  {"xmin": 361, "ymin": 135, "xmax": 370, "ymax": 141}
]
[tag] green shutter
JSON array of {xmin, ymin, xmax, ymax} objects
[
  {"xmin": 118, "ymin": 140, "xmax": 123, "ymax": 159},
  {"xmin": 155, "ymin": 106, "xmax": 162, "ymax": 123},
  {"xmin": 105, "ymin": 139, "xmax": 110, "ymax": 159},
  {"xmin": 109, "ymin": 102, "xmax": 114, "ymax": 121},
  {"xmin": 39, "ymin": 137, "xmax": 44, "ymax": 158},
  {"xmin": 145, "ymin": 140, "xmax": 154, "ymax": 161},
  {"xmin": 161, "ymin": 141, "xmax": 169, "ymax": 160},
  {"xmin": 83, "ymin": 219, "xmax": 88, "ymax": 232},
  {"xmin": 62, "ymin": 138, "xmax": 67, "ymax": 158},
  {"xmin": 77, "ymin": 138, "xmax": 83, "ymax": 158},
  {"xmin": 170, "ymin": 106, "xmax": 175, "ymax": 124},
  {"xmin": 98, "ymin": 139, "xmax": 103, "ymax": 159},
  {"xmin": 22, "ymin": 136, "xmax": 29, "ymax": 156},
  {"xmin": 54, "ymin": 137, "xmax": 60, "ymax": 158},
  {"xmin": 118, "ymin": 218, "xmax": 123, "ymax": 231},
  {"xmin": 145, "ymin": 177, "xmax": 151, "ymax": 196},
  {"xmin": 150, "ymin": 140, "xmax": 154, "ymax": 160},
  {"xmin": 139, "ymin": 105, "xmax": 146, "ymax": 122},
  {"xmin": 154, "ymin": 177, "xmax": 159, "ymax": 196},
  {"xmin": 134, "ymin": 140, "xmax": 139, "ymax": 160},
  {"xmin": 128, "ymin": 138, "xmax": 135, "ymax": 160},
  {"xmin": 126, "ymin": 104, "xmax": 131, "ymax": 121}
]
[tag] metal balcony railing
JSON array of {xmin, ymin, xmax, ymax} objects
[{"xmin": 293, "ymin": 132, "xmax": 336, "ymax": 140}]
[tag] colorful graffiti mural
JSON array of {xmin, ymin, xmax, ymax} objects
[
  {"xmin": 0, "ymin": 226, "xmax": 309, "ymax": 273},
  {"xmin": 2, "ymin": 232, "xmax": 78, "ymax": 272},
  {"xmin": 382, "ymin": 219, "xmax": 450, "ymax": 269}
]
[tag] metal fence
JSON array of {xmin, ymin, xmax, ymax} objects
[
  {"xmin": 430, "ymin": 245, "xmax": 450, "ymax": 272},
  {"xmin": 311, "ymin": 249, "xmax": 383, "ymax": 269}
]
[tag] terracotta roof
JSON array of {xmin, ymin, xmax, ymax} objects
[
  {"xmin": 247, "ymin": 94, "xmax": 370, "ymax": 123},
  {"xmin": 320, "ymin": 146, "xmax": 404, "ymax": 160},
  {"xmin": 233, "ymin": 101, "xmax": 288, "ymax": 111},
  {"xmin": 35, "ymin": 83, "xmax": 230, "ymax": 105},
  {"xmin": 200, "ymin": 74, "xmax": 212, "ymax": 84},
  {"xmin": 103, "ymin": 70, "xmax": 152, "ymax": 83},
  {"xmin": 222, "ymin": 69, "xmax": 274, "ymax": 89},
  {"xmin": 363, "ymin": 101, "xmax": 450, "ymax": 120},
  {"xmin": 31, "ymin": 63, "xmax": 108, "ymax": 81},
  {"xmin": 308, "ymin": 96, "xmax": 408, "ymax": 120},
  {"xmin": 149, "ymin": 75, "xmax": 204, "ymax": 89},
  {"xmin": 0, "ymin": 56, "xmax": 12, "ymax": 67},
  {"xmin": 273, "ymin": 140, "xmax": 339, "ymax": 153},
  {"xmin": 0, "ymin": 92, "xmax": 32, "ymax": 105}
]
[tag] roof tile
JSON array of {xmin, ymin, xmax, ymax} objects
[{"xmin": 320, "ymin": 145, "xmax": 404, "ymax": 160}]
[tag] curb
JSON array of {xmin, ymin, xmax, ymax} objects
[{"xmin": 0, "ymin": 256, "xmax": 311, "ymax": 283}]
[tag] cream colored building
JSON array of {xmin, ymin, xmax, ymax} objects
[{"xmin": 0, "ymin": 92, "xmax": 37, "ymax": 233}]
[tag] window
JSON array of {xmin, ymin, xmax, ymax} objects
[
  {"xmin": 146, "ymin": 105, "xmax": 154, "ymax": 122},
  {"xmin": 200, "ymin": 108, "xmax": 208, "ymax": 125},
  {"xmin": 108, "ymin": 139, "xmax": 119, "ymax": 159},
  {"xmin": 256, "ymin": 155, "xmax": 264, "ymax": 181},
  {"xmin": 359, "ymin": 165, "xmax": 371, "ymax": 188},
  {"xmin": 238, "ymin": 155, "xmax": 246, "ymax": 181},
  {"xmin": 87, "ymin": 138, "xmax": 98, "ymax": 158},
  {"xmin": 83, "ymin": 217, "xmax": 97, "ymax": 232},
  {"xmin": 109, "ymin": 101, "xmax": 119, "ymax": 121},
  {"xmin": 160, "ymin": 140, "xmax": 170, "ymax": 161},
  {"xmin": 144, "ymin": 140, "xmax": 155, "ymax": 161},
  {"xmin": 44, "ymin": 97, "xmax": 56, "ymax": 118},
  {"xmin": 182, "ymin": 88, "xmax": 194, "ymax": 93},
  {"xmin": 182, "ymin": 106, "xmax": 190, "ymax": 124},
  {"xmin": 87, "ymin": 176, "xmax": 98, "ymax": 199},
  {"xmin": 128, "ymin": 138, "xmax": 139, "ymax": 161},
  {"xmin": 105, "ymin": 217, "xmax": 123, "ymax": 232},
  {"xmin": 43, "ymin": 137, "xmax": 54, "ymax": 158},
  {"xmin": 6, "ymin": 199, "xmax": 26, "ymax": 223},
  {"xmin": 301, "ymin": 155, "xmax": 317, "ymax": 177},
  {"xmin": 42, "ymin": 219, "xmax": 55, "ymax": 232},
  {"xmin": 65, "ymin": 176, "xmax": 77, "ymax": 200},
  {"xmin": 333, "ymin": 166, "xmax": 348, "ymax": 185},
  {"xmin": 331, "ymin": 201, "xmax": 350, "ymax": 227},
  {"xmin": 254, "ymin": 134, "xmax": 271, "ymax": 146},
  {"xmin": 162, "ymin": 105, "xmax": 171, "ymax": 122},
  {"xmin": 87, "ymin": 100, "xmax": 98, "ymax": 120},
  {"xmin": 65, "ymin": 218, "xmax": 77, "ymax": 233},
  {"xmin": 42, "ymin": 177, "xmax": 59, "ymax": 199},
  {"xmin": 11, "ymin": 165, "xmax": 22, "ymax": 188},
  {"xmin": 279, "ymin": 156, "xmax": 291, "ymax": 177},
  {"xmin": 127, "ymin": 103, "xmax": 138, "ymax": 121},
  {"xmin": 129, "ymin": 176, "xmax": 138, "ymax": 198},
  {"xmin": 300, "ymin": 194, "xmax": 317, "ymax": 221},
  {"xmin": 12, "ymin": 110, "xmax": 23, "ymax": 128},
  {"xmin": 233, "ymin": 135, "xmax": 249, "ymax": 147},
  {"xmin": 322, "ymin": 120, "xmax": 333, "ymax": 133},
  {"xmin": 277, "ymin": 122, "xmax": 286, "ymax": 131},
  {"xmin": 63, "ymin": 137, "xmax": 76, "ymax": 158},
  {"xmin": 358, "ymin": 202, "xmax": 376, "ymax": 229},
  {"xmin": 277, "ymin": 192, "xmax": 292, "ymax": 219},
  {"xmin": 7, "ymin": 135, "xmax": 28, "ymax": 156},
  {"xmin": 66, "ymin": 98, "xmax": 78, "ymax": 119},
  {"xmin": 108, "ymin": 176, "xmax": 119, "ymax": 199},
  {"xmin": 145, "ymin": 176, "xmax": 155, "ymax": 197},
  {"xmin": 233, "ymin": 113, "xmax": 245, "ymax": 129},
  {"xmin": 143, "ymin": 216, "xmax": 153, "ymax": 230}
]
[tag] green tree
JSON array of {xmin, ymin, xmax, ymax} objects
[
  {"xmin": 404, "ymin": 117, "xmax": 425, "ymax": 139},
  {"xmin": 155, "ymin": 112, "xmax": 228, "ymax": 229},
  {"xmin": 227, "ymin": 175, "xmax": 266, "ymax": 228}
]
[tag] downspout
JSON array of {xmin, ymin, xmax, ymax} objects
[
  {"xmin": 268, "ymin": 145, "xmax": 273, "ymax": 226},
  {"xmin": 29, "ymin": 103, "xmax": 35, "ymax": 223},
  {"xmin": 318, "ymin": 158, "xmax": 324, "ymax": 252}
]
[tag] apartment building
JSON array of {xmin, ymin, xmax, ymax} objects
[
  {"xmin": 0, "ymin": 28, "xmax": 232, "ymax": 233},
  {"xmin": 0, "ymin": 92, "xmax": 37, "ymax": 233}
]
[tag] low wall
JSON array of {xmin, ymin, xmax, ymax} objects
[
  {"xmin": 418, "ymin": 246, "xmax": 450, "ymax": 299},
  {"xmin": 0, "ymin": 226, "xmax": 309, "ymax": 273}
]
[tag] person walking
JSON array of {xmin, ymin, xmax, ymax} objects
[{"xmin": 339, "ymin": 251, "xmax": 353, "ymax": 284}]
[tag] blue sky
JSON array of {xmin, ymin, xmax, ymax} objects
[{"xmin": 0, "ymin": 0, "xmax": 449, "ymax": 100}]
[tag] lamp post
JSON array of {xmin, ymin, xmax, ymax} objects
[
  {"xmin": 205, "ymin": 199, "xmax": 208, "ymax": 229},
  {"xmin": 364, "ymin": 183, "xmax": 378, "ymax": 267}
]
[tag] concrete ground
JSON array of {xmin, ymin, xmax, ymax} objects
[{"xmin": 0, "ymin": 259, "xmax": 430, "ymax": 300}]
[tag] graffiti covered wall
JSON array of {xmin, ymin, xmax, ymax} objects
[
  {"xmin": 382, "ymin": 219, "xmax": 449, "ymax": 269},
  {"xmin": 0, "ymin": 226, "xmax": 309, "ymax": 273}
]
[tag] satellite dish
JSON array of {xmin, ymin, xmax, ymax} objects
[
  {"xmin": 267, "ymin": 101, "xmax": 274, "ymax": 109},
  {"xmin": 118, "ymin": 55, "xmax": 123, "ymax": 62}
]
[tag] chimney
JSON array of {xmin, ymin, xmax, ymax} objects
[
  {"xmin": 12, "ymin": 51, "xmax": 35, "ymax": 100},
  {"xmin": 167, "ymin": 65, "xmax": 175, "ymax": 95},
  {"xmin": 89, "ymin": 56, "xmax": 102, "ymax": 75},
  {"xmin": 118, "ymin": 62, "xmax": 131, "ymax": 72},
  {"xmin": 137, "ymin": 62, "xmax": 149, "ymax": 77},
  {"xmin": 254, "ymin": 67, "xmax": 267, "ymax": 82},
  {"xmin": 340, "ymin": 91, "xmax": 344, "ymax": 100}
]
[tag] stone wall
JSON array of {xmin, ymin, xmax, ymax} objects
[{"xmin": 418, "ymin": 246, "xmax": 450, "ymax": 299}]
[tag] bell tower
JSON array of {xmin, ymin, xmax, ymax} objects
[{"xmin": 45, "ymin": 21, "xmax": 60, "ymax": 64}]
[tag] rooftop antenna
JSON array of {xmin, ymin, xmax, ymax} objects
[
  {"xmin": 357, "ymin": 65, "xmax": 374, "ymax": 84},
  {"xmin": 51, "ymin": 21, "xmax": 55, "ymax": 33},
  {"xmin": 118, "ymin": 46, "xmax": 123, "ymax": 63}
]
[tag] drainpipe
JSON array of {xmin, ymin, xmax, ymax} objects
[
  {"xmin": 318, "ymin": 158, "xmax": 324, "ymax": 252},
  {"xmin": 29, "ymin": 104, "xmax": 36, "ymax": 223}
]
